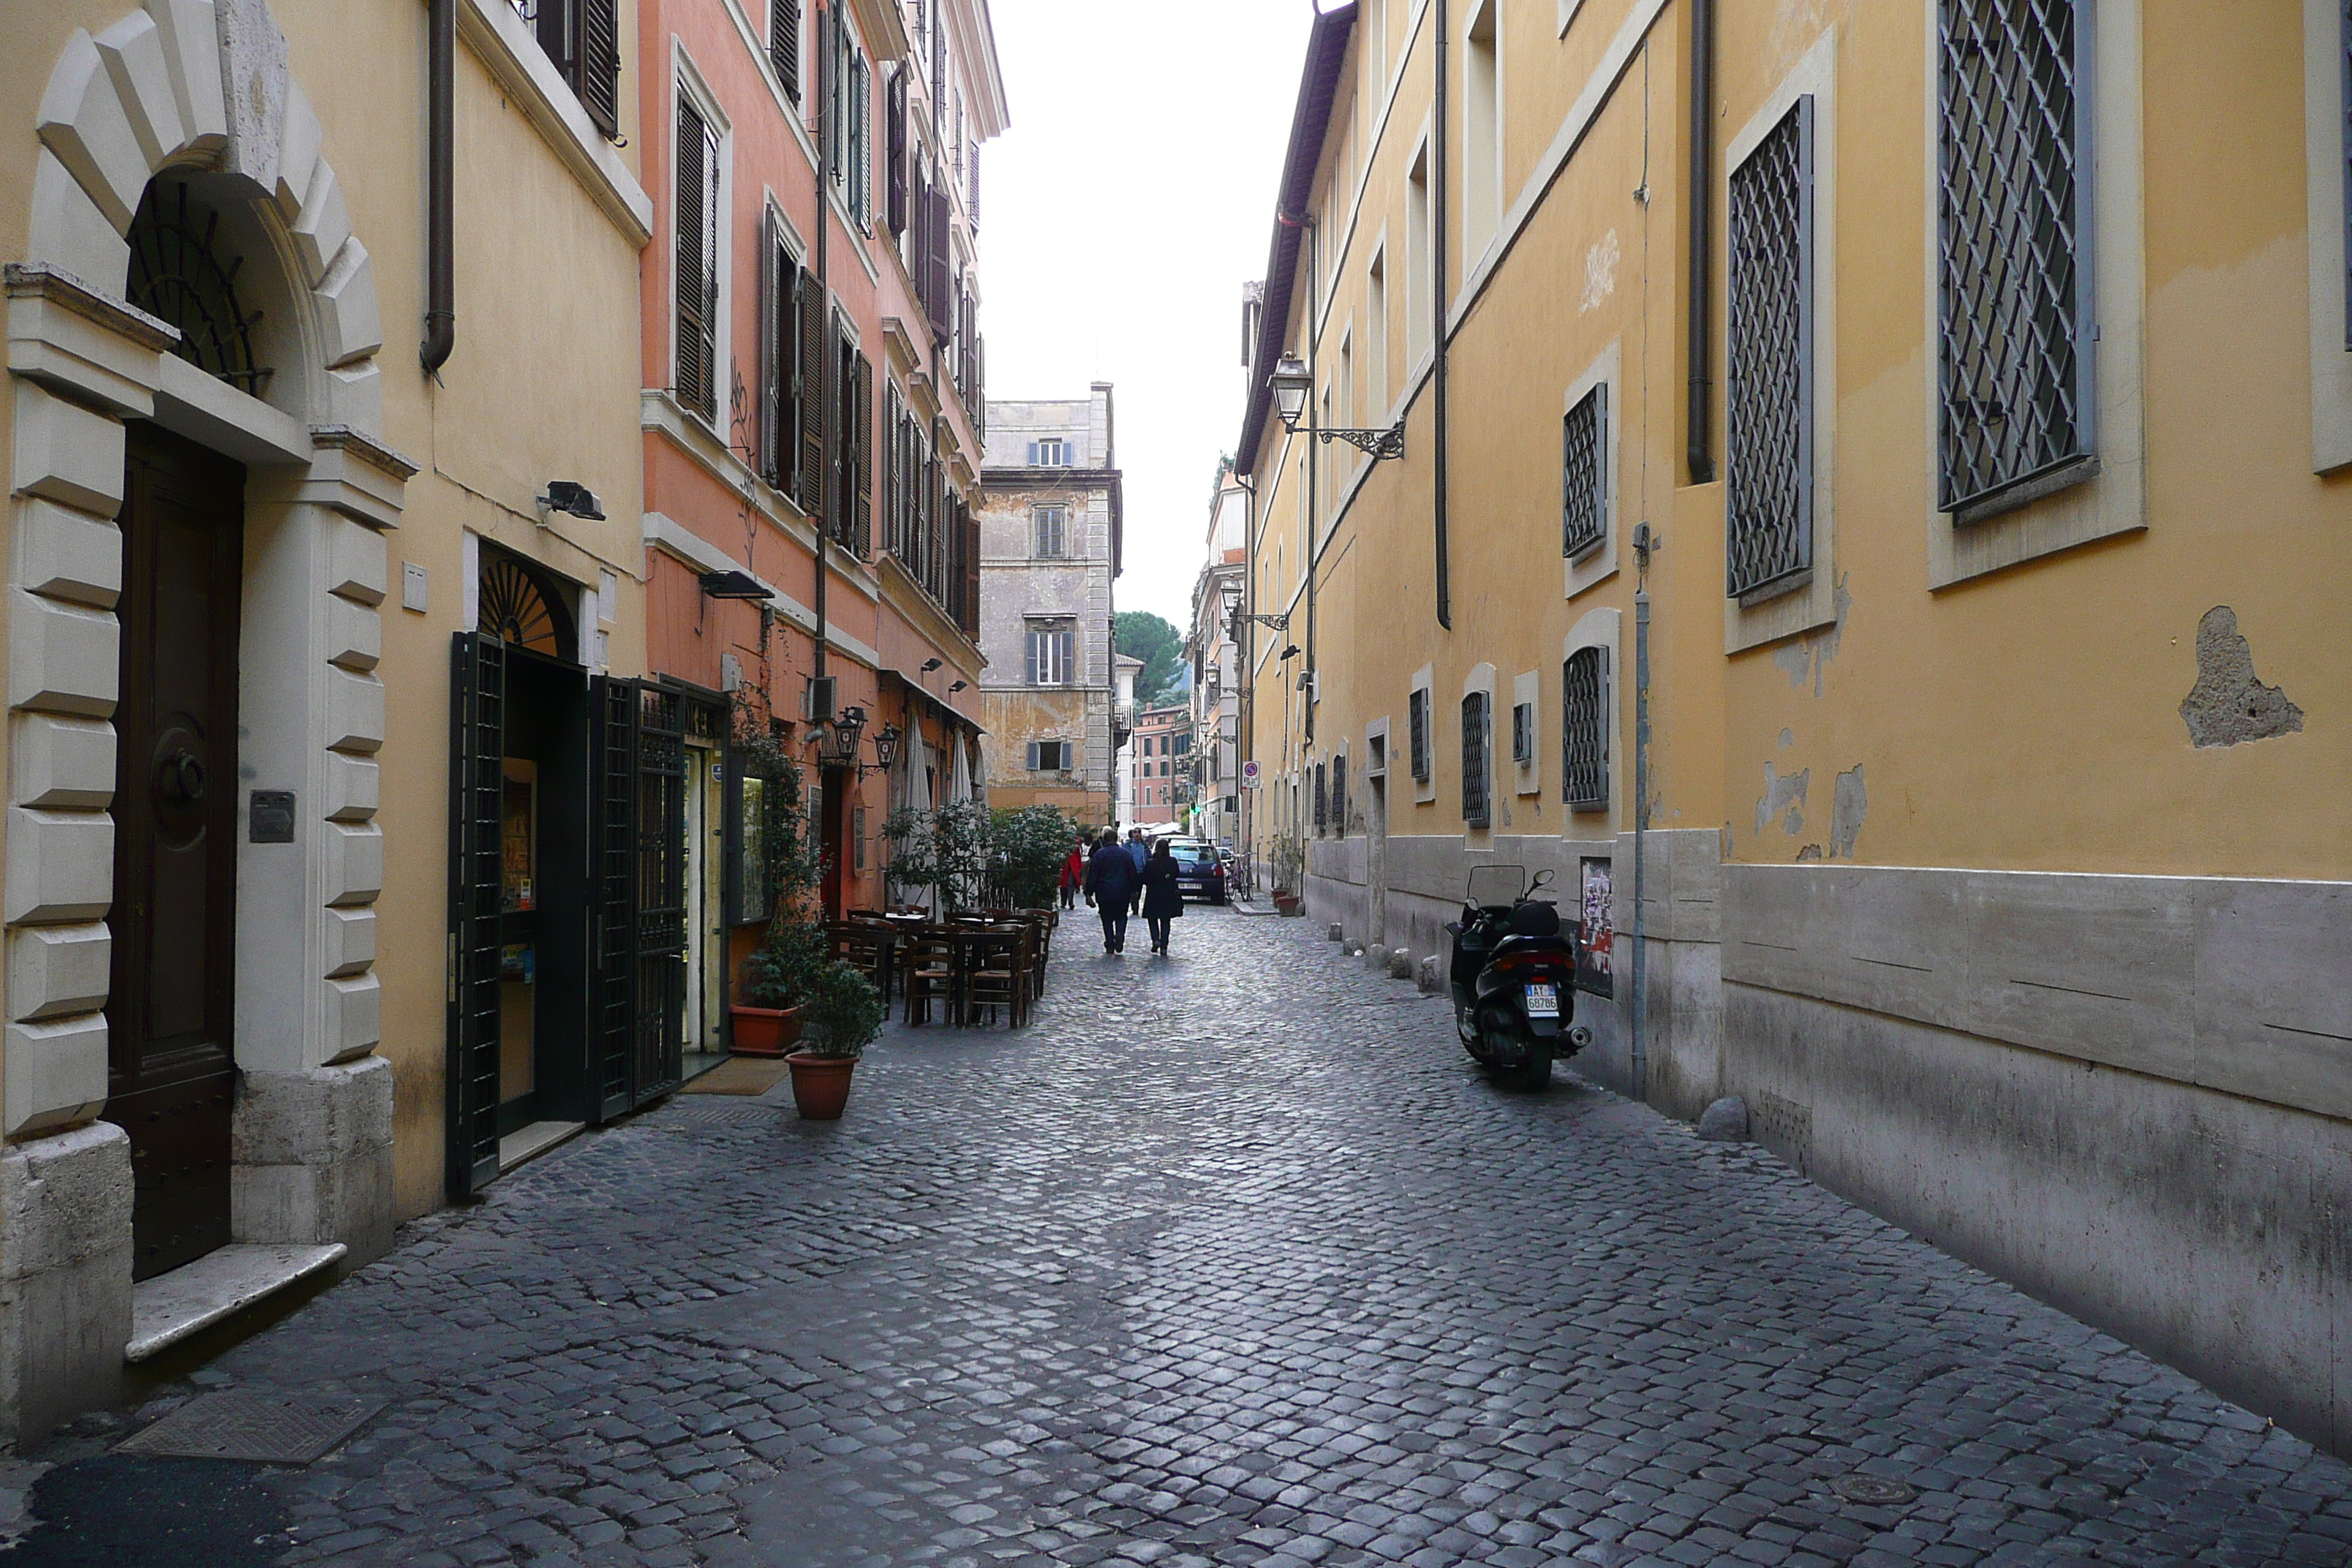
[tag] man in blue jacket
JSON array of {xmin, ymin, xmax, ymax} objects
[{"xmin": 1084, "ymin": 831, "xmax": 1141, "ymax": 954}]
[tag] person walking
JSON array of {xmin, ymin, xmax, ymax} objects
[
  {"xmin": 1124, "ymin": 826, "xmax": 1150, "ymax": 876},
  {"xmin": 1083, "ymin": 829, "xmax": 1139, "ymax": 954},
  {"xmin": 1060, "ymin": 837, "xmax": 1085, "ymax": 911},
  {"xmin": 1138, "ymin": 837, "xmax": 1185, "ymax": 955}
]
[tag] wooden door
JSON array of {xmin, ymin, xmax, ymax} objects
[{"xmin": 110, "ymin": 424, "xmax": 241, "ymax": 1281}]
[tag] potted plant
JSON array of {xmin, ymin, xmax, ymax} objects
[
  {"xmin": 787, "ymin": 960, "xmax": 886, "ymax": 1119},
  {"xmin": 731, "ymin": 718, "xmax": 829, "ymax": 1053},
  {"xmin": 1271, "ymin": 836, "xmax": 1307, "ymax": 916},
  {"xmin": 882, "ymin": 798, "xmax": 992, "ymax": 913},
  {"xmin": 732, "ymin": 915, "xmax": 826, "ymax": 1056},
  {"xmin": 987, "ymin": 804, "xmax": 1077, "ymax": 909}
]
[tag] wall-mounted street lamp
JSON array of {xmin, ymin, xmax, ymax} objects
[
  {"xmin": 1270, "ymin": 352, "xmax": 1406, "ymax": 461},
  {"xmin": 817, "ymin": 704, "xmax": 905, "ymax": 777}
]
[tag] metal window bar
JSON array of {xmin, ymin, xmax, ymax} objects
[
  {"xmin": 1938, "ymin": 0, "xmax": 2095, "ymax": 520},
  {"xmin": 1512, "ymin": 701, "xmax": 1533, "ymax": 764},
  {"xmin": 1409, "ymin": 688, "xmax": 1431, "ymax": 781},
  {"xmin": 1561, "ymin": 382, "xmax": 1607, "ymax": 561},
  {"xmin": 1314, "ymin": 764, "xmax": 1327, "ymax": 834},
  {"xmin": 1562, "ymin": 647, "xmax": 1609, "ymax": 811},
  {"xmin": 1726, "ymin": 96, "xmax": 1815, "ymax": 600},
  {"xmin": 1460, "ymin": 693, "xmax": 1490, "ymax": 829},
  {"xmin": 1332, "ymin": 754, "xmax": 1347, "ymax": 836}
]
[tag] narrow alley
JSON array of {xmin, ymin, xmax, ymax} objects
[{"xmin": 8, "ymin": 911, "xmax": 2348, "ymax": 1568}]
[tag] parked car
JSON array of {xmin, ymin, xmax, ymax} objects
[{"xmin": 1166, "ymin": 838, "xmax": 1227, "ymax": 904}]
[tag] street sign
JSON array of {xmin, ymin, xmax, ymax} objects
[{"xmin": 1240, "ymin": 760, "xmax": 1262, "ymax": 789}]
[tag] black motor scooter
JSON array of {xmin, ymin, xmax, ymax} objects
[{"xmin": 1445, "ymin": 865, "xmax": 1592, "ymax": 1090}]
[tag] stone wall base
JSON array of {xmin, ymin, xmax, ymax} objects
[
  {"xmin": 0, "ymin": 1123, "xmax": 131, "ymax": 1446},
  {"xmin": 232, "ymin": 1056, "xmax": 395, "ymax": 1270},
  {"xmin": 1723, "ymin": 983, "xmax": 2352, "ymax": 1457}
]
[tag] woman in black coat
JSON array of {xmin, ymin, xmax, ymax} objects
[{"xmin": 1137, "ymin": 839, "xmax": 1186, "ymax": 955}]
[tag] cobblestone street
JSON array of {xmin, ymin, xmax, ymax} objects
[{"xmin": 14, "ymin": 907, "xmax": 2352, "ymax": 1568}]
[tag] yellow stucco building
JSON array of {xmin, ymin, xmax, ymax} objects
[
  {"xmin": 0, "ymin": 0, "xmax": 647, "ymax": 1439},
  {"xmin": 1240, "ymin": 0, "xmax": 2351, "ymax": 1454}
]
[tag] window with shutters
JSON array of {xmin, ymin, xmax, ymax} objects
[
  {"xmin": 1939, "ymin": 0, "xmax": 2093, "ymax": 523},
  {"xmin": 1034, "ymin": 507, "xmax": 1067, "ymax": 559},
  {"xmin": 674, "ymin": 94, "xmax": 722, "ymax": 423},
  {"xmin": 1562, "ymin": 647, "xmax": 1609, "ymax": 811},
  {"xmin": 517, "ymin": 1, "xmax": 622, "ymax": 139},
  {"xmin": 1332, "ymin": 753, "xmax": 1347, "ymax": 837},
  {"xmin": 1408, "ymin": 687, "xmax": 1431, "ymax": 782},
  {"xmin": 1026, "ymin": 621, "xmax": 1074, "ymax": 687},
  {"xmin": 1726, "ymin": 96, "xmax": 1814, "ymax": 600},
  {"xmin": 886, "ymin": 67, "xmax": 909, "ymax": 233},
  {"xmin": 1561, "ymin": 383, "xmax": 1607, "ymax": 561},
  {"xmin": 756, "ymin": 211, "xmax": 804, "ymax": 493},
  {"xmin": 1029, "ymin": 439, "xmax": 1071, "ymax": 467},
  {"xmin": 1028, "ymin": 739, "xmax": 1068, "ymax": 772},
  {"xmin": 769, "ymin": 0, "xmax": 801, "ymax": 103}
]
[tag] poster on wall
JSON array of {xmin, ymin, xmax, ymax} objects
[{"xmin": 1577, "ymin": 857, "xmax": 1614, "ymax": 998}]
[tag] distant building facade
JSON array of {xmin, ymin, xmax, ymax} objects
[
  {"xmin": 976, "ymin": 385, "xmax": 1121, "ymax": 825},
  {"xmin": 1128, "ymin": 706, "xmax": 1188, "ymax": 825},
  {"xmin": 1186, "ymin": 467, "xmax": 1248, "ymax": 847}
]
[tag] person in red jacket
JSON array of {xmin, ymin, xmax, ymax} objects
[{"xmin": 1060, "ymin": 837, "xmax": 1086, "ymax": 910}]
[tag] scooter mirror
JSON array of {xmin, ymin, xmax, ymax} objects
[{"xmin": 1530, "ymin": 868, "xmax": 1556, "ymax": 891}]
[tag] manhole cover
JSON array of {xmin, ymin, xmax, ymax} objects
[
  {"xmin": 1831, "ymin": 1474, "xmax": 1917, "ymax": 1506},
  {"xmin": 117, "ymin": 1390, "xmax": 382, "ymax": 1466}
]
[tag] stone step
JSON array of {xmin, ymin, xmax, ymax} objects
[{"xmin": 126, "ymin": 1243, "xmax": 347, "ymax": 1364}]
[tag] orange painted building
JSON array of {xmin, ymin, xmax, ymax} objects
[{"xmin": 636, "ymin": 0, "xmax": 1002, "ymax": 1059}]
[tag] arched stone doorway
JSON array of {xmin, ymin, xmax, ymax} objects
[{"xmin": 6, "ymin": 0, "xmax": 403, "ymax": 1439}]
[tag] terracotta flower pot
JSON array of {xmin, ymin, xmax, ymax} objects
[
  {"xmin": 785, "ymin": 1052, "xmax": 858, "ymax": 1120},
  {"xmin": 730, "ymin": 1004, "xmax": 804, "ymax": 1058},
  {"xmin": 1273, "ymin": 892, "xmax": 1303, "ymax": 916}
]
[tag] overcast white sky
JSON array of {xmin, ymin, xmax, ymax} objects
[{"xmin": 976, "ymin": 1, "xmax": 1319, "ymax": 632}]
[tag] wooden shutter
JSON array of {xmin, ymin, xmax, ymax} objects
[
  {"xmin": 930, "ymin": 4, "xmax": 945, "ymax": 124},
  {"xmin": 769, "ymin": 0, "xmax": 801, "ymax": 103},
  {"xmin": 960, "ymin": 501, "xmax": 979, "ymax": 636},
  {"xmin": 757, "ymin": 213, "xmax": 781, "ymax": 483},
  {"xmin": 887, "ymin": 67, "xmax": 908, "ymax": 233},
  {"xmin": 580, "ymin": 0, "xmax": 621, "ymax": 137},
  {"xmin": 1027, "ymin": 741, "xmax": 1040, "ymax": 771},
  {"xmin": 675, "ymin": 98, "xmax": 709, "ymax": 415},
  {"xmin": 882, "ymin": 383, "xmax": 901, "ymax": 557},
  {"xmin": 1025, "ymin": 630, "xmax": 1039, "ymax": 685},
  {"xmin": 925, "ymin": 185, "xmax": 953, "ymax": 339},
  {"xmin": 796, "ymin": 269, "xmax": 826, "ymax": 515},
  {"xmin": 853, "ymin": 351, "xmax": 873, "ymax": 558}
]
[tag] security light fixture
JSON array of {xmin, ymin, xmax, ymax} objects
[
  {"xmin": 921, "ymin": 657, "xmax": 945, "ymax": 673},
  {"xmin": 538, "ymin": 480, "xmax": 606, "ymax": 521},
  {"xmin": 698, "ymin": 569, "xmax": 768, "ymax": 600},
  {"xmin": 949, "ymin": 679, "xmax": 968, "ymax": 693},
  {"xmin": 1278, "ymin": 644, "xmax": 1302, "ymax": 661}
]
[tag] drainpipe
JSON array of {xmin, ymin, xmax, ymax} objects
[
  {"xmin": 1432, "ymin": 0, "xmax": 1452, "ymax": 627},
  {"xmin": 421, "ymin": 0, "xmax": 455, "ymax": 374},
  {"xmin": 1630, "ymin": 581, "xmax": 1651, "ymax": 1103},
  {"xmin": 1297, "ymin": 214, "xmax": 1318, "ymax": 745},
  {"xmin": 1685, "ymin": 0, "xmax": 1715, "ymax": 483},
  {"xmin": 812, "ymin": 5, "xmax": 832, "ymax": 686}
]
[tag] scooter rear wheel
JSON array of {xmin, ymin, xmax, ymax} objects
[{"xmin": 1499, "ymin": 1046, "xmax": 1553, "ymax": 1092}]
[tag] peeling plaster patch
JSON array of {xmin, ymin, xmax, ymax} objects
[
  {"xmin": 2180, "ymin": 606, "xmax": 2304, "ymax": 747},
  {"xmin": 1772, "ymin": 574, "xmax": 1852, "ymax": 696},
  {"xmin": 1829, "ymin": 764, "xmax": 1866, "ymax": 859},
  {"xmin": 1578, "ymin": 229, "xmax": 1619, "ymax": 314},
  {"xmin": 1795, "ymin": 844, "xmax": 1824, "ymax": 863},
  {"xmin": 1755, "ymin": 764, "xmax": 1809, "ymax": 837},
  {"xmin": 1777, "ymin": 728, "xmax": 1794, "ymax": 749}
]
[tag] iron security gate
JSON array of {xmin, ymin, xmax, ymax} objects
[
  {"xmin": 632, "ymin": 685, "xmax": 687, "ymax": 1105},
  {"xmin": 587, "ymin": 677, "xmax": 687, "ymax": 1123},
  {"xmin": 447, "ymin": 632, "xmax": 508, "ymax": 1196}
]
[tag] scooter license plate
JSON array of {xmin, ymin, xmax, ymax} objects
[{"xmin": 1525, "ymin": 983, "xmax": 1560, "ymax": 1018}]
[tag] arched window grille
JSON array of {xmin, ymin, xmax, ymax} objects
[{"xmin": 126, "ymin": 179, "xmax": 272, "ymax": 399}]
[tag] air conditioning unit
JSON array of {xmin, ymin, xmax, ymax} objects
[{"xmin": 804, "ymin": 676, "xmax": 836, "ymax": 724}]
